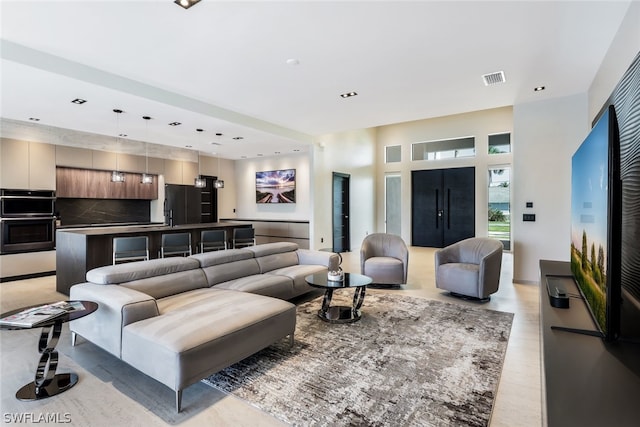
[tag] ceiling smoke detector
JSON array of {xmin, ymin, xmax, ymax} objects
[{"xmin": 482, "ymin": 71, "xmax": 506, "ymax": 86}]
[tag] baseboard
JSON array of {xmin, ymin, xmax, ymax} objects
[{"xmin": 0, "ymin": 271, "xmax": 55, "ymax": 283}]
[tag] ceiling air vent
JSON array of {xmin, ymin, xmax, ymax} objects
[{"xmin": 482, "ymin": 71, "xmax": 506, "ymax": 86}]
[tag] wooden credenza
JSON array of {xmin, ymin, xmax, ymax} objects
[{"xmin": 539, "ymin": 260, "xmax": 640, "ymax": 427}]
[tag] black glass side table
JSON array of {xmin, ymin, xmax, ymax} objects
[
  {"xmin": 1, "ymin": 300, "xmax": 98, "ymax": 401},
  {"xmin": 305, "ymin": 273, "xmax": 372, "ymax": 323}
]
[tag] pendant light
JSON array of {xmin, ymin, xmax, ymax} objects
[
  {"xmin": 141, "ymin": 116, "xmax": 153, "ymax": 184},
  {"xmin": 111, "ymin": 109, "xmax": 125, "ymax": 183},
  {"xmin": 214, "ymin": 155, "xmax": 224, "ymax": 189},
  {"xmin": 194, "ymin": 129, "xmax": 206, "ymax": 188}
]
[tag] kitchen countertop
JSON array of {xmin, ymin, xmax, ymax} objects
[{"xmin": 56, "ymin": 221, "xmax": 250, "ymax": 235}]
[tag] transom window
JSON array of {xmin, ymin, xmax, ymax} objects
[
  {"xmin": 385, "ymin": 145, "xmax": 401, "ymax": 163},
  {"xmin": 411, "ymin": 137, "xmax": 475, "ymax": 161},
  {"xmin": 488, "ymin": 133, "xmax": 511, "ymax": 154}
]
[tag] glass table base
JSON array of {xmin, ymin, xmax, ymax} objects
[
  {"xmin": 16, "ymin": 373, "xmax": 78, "ymax": 401},
  {"xmin": 317, "ymin": 306, "xmax": 361, "ymax": 323}
]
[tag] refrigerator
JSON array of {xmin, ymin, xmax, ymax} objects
[{"xmin": 164, "ymin": 184, "xmax": 201, "ymax": 226}]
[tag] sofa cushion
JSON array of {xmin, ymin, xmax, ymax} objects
[
  {"xmin": 189, "ymin": 249, "xmax": 254, "ymax": 268},
  {"xmin": 200, "ymin": 258, "xmax": 261, "ymax": 287},
  {"xmin": 122, "ymin": 288, "xmax": 296, "ymax": 390},
  {"xmin": 214, "ymin": 274, "xmax": 294, "ymax": 300},
  {"xmin": 255, "ymin": 251, "xmax": 300, "ymax": 274},
  {"xmin": 120, "ymin": 269, "xmax": 208, "ymax": 300},
  {"xmin": 87, "ymin": 257, "xmax": 200, "ymax": 285},
  {"xmin": 246, "ymin": 242, "xmax": 299, "ymax": 257},
  {"xmin": 436, "ymin": 262, "xmax": 480, "ymax": 296},
  {"xmin": 268, "ymin": 264, "xmax": 328, "ymax": 292},
  {"xmin": 86, "ymin": 257, "xmax": 208, "ymax": 300}
]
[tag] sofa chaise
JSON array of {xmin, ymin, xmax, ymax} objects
[{"xmin": 69, "ymin": 242, "xmax": 337, "ymax": 411}]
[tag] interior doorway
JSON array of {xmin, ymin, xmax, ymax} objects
[{"xmin": 332, "ymin": 172, "xmax": 351, "ymax": 252}]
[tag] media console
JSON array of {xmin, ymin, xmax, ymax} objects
[{"xmin": 539, "ymin": 260, "xmax": 640, "ymax": 427}]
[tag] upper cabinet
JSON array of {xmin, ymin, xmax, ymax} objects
[
  {"xmin": 56, "ymin": 168, "xmax": 158, "ymax": 200},
  {"xmin": 164, "ymin": 159, "xmax": 199, "ymax": 185},
  {"xmin": 0, "ymin": 138, "xmax": 56, "ymax": 190}
]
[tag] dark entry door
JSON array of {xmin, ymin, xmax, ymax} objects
[
  {"xmin": 332, "ymin": 172, "xmax": 350, "ymax": 252},
  {"xmin": 411, "ymin": 167, "xmax": 475, "ymax": 247}
]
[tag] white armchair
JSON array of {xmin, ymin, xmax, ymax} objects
[{"xmin": 434, "ymin": 237, "xmax": 503, "ymax": 301}]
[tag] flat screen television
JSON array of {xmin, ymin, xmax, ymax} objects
[
  {"xmin": 255, "ymin": 169, "xmax": 296, "ymax": 204},
  {"xmin": 570, "ymin": 105, "xmax": 621, "ymax": 341}
]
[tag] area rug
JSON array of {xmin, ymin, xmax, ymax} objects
[{"xmin": 203, "ymin": 293, "xmax": 514, "ymax": 426}]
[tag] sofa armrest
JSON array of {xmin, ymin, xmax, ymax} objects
[
  {"xmin": 70, "ymin": 283, "xmax": 159, "ymax": 358},
  {"xmin": 296, "ymin": 249, "xmax": 337, "ymax": 268}
]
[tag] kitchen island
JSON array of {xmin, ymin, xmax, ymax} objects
[{"xmin": 55, "ymin": 222, "xmax": 252, "ymax": 295}]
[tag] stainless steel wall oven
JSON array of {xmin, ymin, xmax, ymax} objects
[{"xmin": 0, "ymin": 189, "xmax": 56, "ymax": 254}]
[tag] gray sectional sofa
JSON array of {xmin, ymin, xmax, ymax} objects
[{"xmin": 69, "ymin": 242, "xmax": 337, "ymax": 411}]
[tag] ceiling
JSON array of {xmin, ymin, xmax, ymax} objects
[{"xmin": 0, "ymin": 1, "xmax": 632, "ymax": 160}]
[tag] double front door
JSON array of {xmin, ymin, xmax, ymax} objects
[{"xmin": 411, "ymin": 167, "xmax": 475, "ymax": 248}]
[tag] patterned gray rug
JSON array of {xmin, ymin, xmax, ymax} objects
[{"xmin": 203, "ymin": 293, "xmax": 514, "ymax": 426}]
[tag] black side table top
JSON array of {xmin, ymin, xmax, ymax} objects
[
  {"xmin": 0, "ymin": 301, "xmax": 98, "ymax": 331},
  {"xmin": 305, "ymin": 272, "xmax": 372, "ymax": 289}
]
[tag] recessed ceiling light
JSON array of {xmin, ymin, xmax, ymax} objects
[
  {"xmin": 174, "ymin": 0, "xmax": 201, "ymax": 9},
  {"xmin": 196, "ymin": 128, "xmax": 204, "ymax": 132},
  {"xmin": 275, "ymin": 151, "xmax": 281, "ymax": 154},
  {"xmin": 119, "ymin": 134, "xmax": 128, "ymax": 137},
  {"xmin": 340, "ymin": 92, "xmax": 358, "ymax": 98},
  {"xmin": 185, "ymin": 145, "xmax": 192, "ymax": 148},
  {"xmin": 232, "ymin": 136, "xmax": 244, "ymax": 140},
  {"xmin": 169, "ymin": 122, "xmax": 181, "ymax": 126},
  {"xmin": 293, "ymin": 149, "xmax": 300, "ymax": 152},
  {"xmin": 257, "ymin": 154, "xmax": 263, "ymax": 157},
  {"xmin": 215, "ymin": 133, "xmax": 223, "ymax": 136},
  {"xmin": 534, "ymin": 86, "xmax": 546, "ymax": 92},
  {"xmin": 113, "ymin": 109, "xmax": 123, "ymax": 114},
  {"xmin": 286, "ymin": 58, "xmax": 300, "ymax": 66},
  {"xmin": 142, "ymin": 116, "xmax": 152, "ymax": 120},
  {"xmin": 210, "ymin": 142, "xmax": 221, "ymax": 146},
  {"xmin": 71, "ymin": 98, "xmax": 87, "ymax": 104},
  {"xmin": 28, "ymin": 117, "xmax": 40, "ymax": 121},
  {"xmin": 241, "ymin": 156, "xmax": 247, "ymax": 159}
]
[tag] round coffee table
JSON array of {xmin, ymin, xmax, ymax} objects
[
  {"xmin": 0, "ymin": 300, "xmax": 98, "ymax": 401},
  {"xmin": 305, "ymin": 273, "xmax": 372, "ymax": 323}
]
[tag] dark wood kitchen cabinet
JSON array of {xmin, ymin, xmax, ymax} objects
[{"xmin": 56, "ymin": 167, "xmax": 157, "ymax": 199}]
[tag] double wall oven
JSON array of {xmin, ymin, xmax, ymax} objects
[{"xmin": 0, "ymin": 189, "xmax": 56, "ymax": 254}]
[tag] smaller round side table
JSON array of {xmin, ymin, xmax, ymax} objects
[{"xmin": 0, "ymin": 300, "xmax": 98, "ymax": 401}]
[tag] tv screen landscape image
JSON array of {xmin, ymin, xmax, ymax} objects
[
  {"xmin": 256, "ymin": 169, "xmax": 296, "ymax": 204},
  {"xmin": 570, "ymin": 105, "xmax": 620, "ymax": 340}
]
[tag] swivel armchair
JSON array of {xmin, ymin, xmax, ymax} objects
[
  {"xmin": 434, "ymin": 237, "xmax": 503, "ymax": 301},
  {"xmin": 360, "ymin": 233, "xmax": 409, "ymax": 286}
]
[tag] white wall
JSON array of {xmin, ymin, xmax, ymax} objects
[
  {"xmin": 512, "ymin": 2, "xmax": 640, "ymax": 284},
  {"xmin": 200, "ymin": 155, "xmax": 237, "ymax": 220},
  {"xmin": 232, "ymin": 152, "xmax": 311, "ymax": 221},
  {"xmin": 589, "ymin": 1, "xmax": 640, "ymax": 122},
  {"xmin": 512, "ymin": 94, "xmax": 588, "ymax": 283},
  {"xmin": 312, "ymin": 128, "xmax": 377, "ymax": 251},
  {"xmin": 375, "ymin": 107, "xmax": 513, "ymax": 246}
]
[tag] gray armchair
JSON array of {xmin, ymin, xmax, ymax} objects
[
  {"xmin": 434, "ymin": 237, "xmax": 503, "ymax": 301},
  {"xmin": 360, "ymin": 233, "xmax": 409, "ymax": 285}
]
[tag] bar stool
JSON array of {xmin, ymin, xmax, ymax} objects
[
  {"xmin": 160, "ymin": 233, "xmax": 192, "ymax": 258},
  {"xmin": 113, "ymin": 236, "xmax": 149, "ymax": 265},
  {"xmin": 200, "ymin": 230, "xmax": 227, "ymax": 253},
  {"xmin": 233, "ymin": 228, "xmax": 256, "ymax": 249}
]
